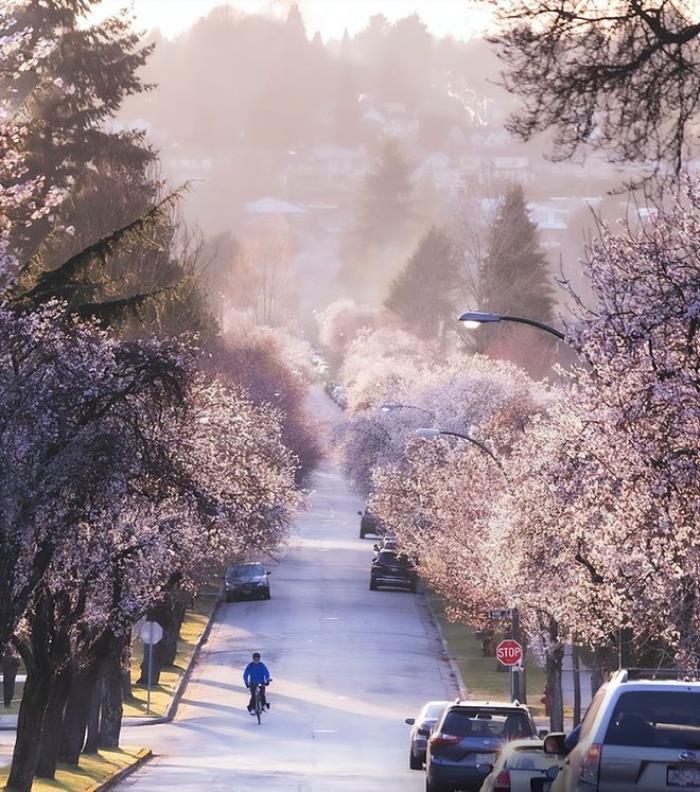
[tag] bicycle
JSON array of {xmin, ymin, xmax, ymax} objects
[{"xmin": 251, "ymin": 680, "xmax": 271, "ymax": 725}]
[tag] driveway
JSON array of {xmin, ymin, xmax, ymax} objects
[{"xmin": 116, "ymin": 452, "xmax": 458, "ymax": 791}]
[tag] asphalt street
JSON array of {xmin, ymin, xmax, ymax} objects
[{"xmin": 116, "ymin": 444, "xmax": 459, "ymax": 790}]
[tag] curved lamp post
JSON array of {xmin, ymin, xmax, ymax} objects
[
  {"xmin": 381, "ymin": 402, "xmax": 434, "ymax": 418},
  {"xmin": 458, "ymin": 310, "xmax": 566, "ymax": 342},
  {"xmin": 414, "ymin": 427, "xmax": 507, "ymax": 480}
]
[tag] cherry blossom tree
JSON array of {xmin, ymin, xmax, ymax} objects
[{"xmin": 0, "ymin": 304, "xmax": 300, "ymax": 789}]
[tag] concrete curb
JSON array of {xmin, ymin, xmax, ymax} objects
[
  {"xmin": 125, "ymin": 592, "xmax": 222, "ymax": 727},
  {"xmin": 86, "ymin": 747, "xmax": 153, "ymax": 791},
  {"xmin": 421, "ymin": 592, "xmax": 468, "ymax": 699}
]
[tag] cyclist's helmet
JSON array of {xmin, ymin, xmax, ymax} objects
[{"xmin": 252, "ymin": 652, "xmax": 261, "ymax": 660}]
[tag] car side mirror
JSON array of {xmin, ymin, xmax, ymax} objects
[
  {"xmin": 357, "ymin": 510, "xmax": 363, "ymax": 516},
  {"xmin": 417, "ymin": 727, "xmax": 430, "ymax": 737},
  {"xmin": 546, "ymin": 766, "xmax": 560, "ymax": 781},
  {"xmin": 373, "ymin": 544, "xmax": 380, "ymax": 551},
  {"xmin": 265, "ymin": 571, "xmax": 271, "ymax": 576},
  {"xmin": 543, "ymin": 732, "xmax": 568, "ymax": 755},
  {"xmin": 538, "ymin": 729, "xmax": 549, "ymax": 739},
  {"xmin": 405, "ymin": 718, "xmax": 415, "ymax": 726}
]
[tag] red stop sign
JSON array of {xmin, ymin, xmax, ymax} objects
[{"xmin": 496, "ymin": 639, "xmax": 523, "ymax": 667}]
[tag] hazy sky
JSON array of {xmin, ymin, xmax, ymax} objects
[{"xmin": 94, "ymin": 0, "xmax": 492, "ymax": 41}]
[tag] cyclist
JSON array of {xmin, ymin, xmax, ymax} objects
[{"xmin": 243, "ymin": 651, "xmax": 271, "ymax": 715}]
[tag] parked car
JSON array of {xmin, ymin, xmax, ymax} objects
[
  {"xmin": 547, "ymin": 668, "xmax": 700, "ymax": 791},
  {"xmin": 370, "ymin": 550, "xmax": 417, "ymax": 593},
  {"xmin": 373, "ymin": 534, "xmax": 398, "ymax": 557},
  {"xmin": 224, "ymin": 562, "xmax": 270, "ymax": 602},
  {"xmin": 479, "ymin": 739, "xmax": 563, "ymax": 792},
  {"xmin": 324, "ymin": 381, "xmax": 347, "ymax": 409},
  {"xmin": 406, "ymin": 700, "xmax": 450, "ymax": 769},
  {"xmin": 358, "ymin": 507, "xmax": 385, "ymax": 539},
  {"xmin": 425, "ymin": 700, "xmax": 538, "ymax": 792}
]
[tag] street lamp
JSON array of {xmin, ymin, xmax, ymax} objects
[
  {"xmin": 414, "ymin": 427, "xmax": 506, "ymax": 477},
  {"xmin": 381, "ymin": 402, "xmax": 434, "ymax": 418},
  {"xmin": 458, "ymin": 311, "xmax": 566, "ymax": 342}
]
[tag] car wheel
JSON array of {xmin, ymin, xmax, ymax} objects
[
  {"xmin": 264, "ymin": 588, "xmax": 271, "ymax": 600},
  {"xmin": 369, "ymin": 580, "xmax": 378, "ymax": 591},
  {"xmin": 409, "ymin": 751, "xmax": 422, "ymax": 770},
  {"xmin": 360, "ymin": 528, "xmax": 367, "ymax": 539}
]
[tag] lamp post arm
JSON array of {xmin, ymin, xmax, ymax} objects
[
  {"xmin": 500, "ymin": 315, "xmax": 566, "ymax": 341},
  {"xmin": 437, "ymin": 431, "xmax": 507, "ymax": 477}
]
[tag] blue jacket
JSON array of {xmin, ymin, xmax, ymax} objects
[{"xmin": 243, "ymin": 661, "xmax": 270, "ymax": 688}]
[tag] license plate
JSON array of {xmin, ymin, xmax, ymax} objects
[
  {"xmin": 669, "ymin": 767, "xmax": 700, "ymax": 787},
  {"xmin": 475, "ymin": 753, "xmax": 496, "ymax": 766}
]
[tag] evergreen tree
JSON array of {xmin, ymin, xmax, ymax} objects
[
  {"xmin": 385, "ymin": 227, "xmax": 458, "ymax": 343},
  {"xmin": 356, "ymin": 137, "xmax": 414, "ymax": 249},
  {"xmin": 477, "ymin": 184, "xmax": 557, "ymax": 368},
  {"xmin": 3, "ymin": 1, "xmax": 213, "ymax": 336},
  {"xmin": 5, "ymin": 0, "xmax": 154, "ymax": 258}
]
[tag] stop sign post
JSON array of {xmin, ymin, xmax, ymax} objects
[
  {"xmin": 496, "ymin": 639, "xmax": 525, "ymax": 703},
  {"xmin": 139, "ymin": 621, "xmax": 163, "ymax": 715}
]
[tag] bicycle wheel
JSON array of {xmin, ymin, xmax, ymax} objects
[{"xmin": 255, "ymin": 688, "xmax": 262, "ymax": 725}]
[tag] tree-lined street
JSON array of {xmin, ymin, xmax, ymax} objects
[{"xmin": 116, "ymin": 409, "xmax": 457, "ymax": 791}]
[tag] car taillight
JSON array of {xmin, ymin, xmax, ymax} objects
[
  {"xmin": 430, "ymin": 732, "xmax": 461, "ymax": 747},
  {"xmin": 580, "ymin": 743, "xmax": 601, "ymax": 784},
  {"xmin": 494, "ymin": 769, "xmax": 511, "ymax": 791}
]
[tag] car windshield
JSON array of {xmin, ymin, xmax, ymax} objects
[
  {"xmin": 227, "ymin": 563, "xmax": 264, "ymax": 580},
  {"xmin": 605, "ymin": 691, "xmax": 700, "ymax": 748},
  {"xmin": 443, "ymin": 708, "xmax": 534, "ymax": 740}
]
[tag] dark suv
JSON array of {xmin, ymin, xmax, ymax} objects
[
  {"xmin": 358, "ymin": 507, "xmax": 385, "ymax": 539},
  {"xmin": 370, "ymin": 550, "xmax": 417, "ymax": 592},
  {"xmin": 425, "ymin": 700, "xmax": 538, "ymax": 791}
]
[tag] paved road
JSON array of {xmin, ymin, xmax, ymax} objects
[{"xmin": 116, "ymin": 454, "xmax": 459, "ymax": 790}]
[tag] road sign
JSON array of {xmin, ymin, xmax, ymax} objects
[
  {"xmin": 139, "ymin": 621, "xmax": 163, "ymax": 716},
  {"xmin": 496, "ymin": 639, "xmax": 523, "ymax": 667},
  {"xmin": 139, "ymin": 621, "xmax": 163, "ymax": 646},
  {"xmin": 488, "ymin": 608, "xmax": 511, "ymax": 620}
]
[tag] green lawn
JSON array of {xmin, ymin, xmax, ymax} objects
[
  {"xmin": 0, "ymin": 747, "xmax": 147, "ymax": 792},
  {"xmin": 428, "ymin": 593, "xmax": 547, "ymax": 717},
  {"xmin": 123, "ymin": 585, "xmax": 219, "ymax": 719}
]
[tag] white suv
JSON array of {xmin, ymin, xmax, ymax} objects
[{"xmin": 548, "ymin": 669, "xmax": 700, "ymax": 791}]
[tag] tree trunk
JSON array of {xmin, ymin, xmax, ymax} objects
[
  {"xmin": 84, "ymin": 668, "xmax": 103, "ymax": 754},
  {"xmin": 545, "ymin": 619, "xmax": 565, "ymax": 732},
  {"xmin": 60, "ymin": 663, "xmax": 99, "ymax": 765},
  {"xmin": 99, "ymin": 643, "xmax": 124, "ymax": 749},
  {"xmin": 121, "ymin": 630, "xmax": 134, "ymax": 702},
  {"xmin": 572, "ymin": 644, "xmax": 582, "ymax": 726},
  {"xmin": 5, "ymin": 667, "xmax": 52, "ymax": 792},
  {"xmin": 36, "ymin": 666, "xmax": 71, "ymax": 779},
  {"xmin": 161, "ymin": 598, "xmax": 187, "ymax": 667}
]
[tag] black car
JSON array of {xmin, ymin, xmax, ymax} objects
[
  {"xmin": 358, "ymin": 507, "xmax": 385, "ymax": 539},
  {"xmin": 224, "ymin": 562, "xmax": 270, "ymax": 602},
  {"xmin": 370, "ymin": 550, "xmax": 417, "ymax": 592},
  {"xmin": 406, "ymin": 700, "xmax": 450, "ymax": 770},
  {"xmin": 425, "ymin": 700, "xmax": 538, "ymax": 792}
]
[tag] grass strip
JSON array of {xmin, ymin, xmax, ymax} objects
[
  {"xmin": 0, "ymin": 747, "xmax": 145, "ymax": 791},
  {"xmin": 427, "ymin": 592, "xmax": 548, "ymax": 717}
]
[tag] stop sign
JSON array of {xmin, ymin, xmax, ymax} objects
[{"xmin": 496, "ymin": 639, "xmax": 523, "ymax": 667}]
